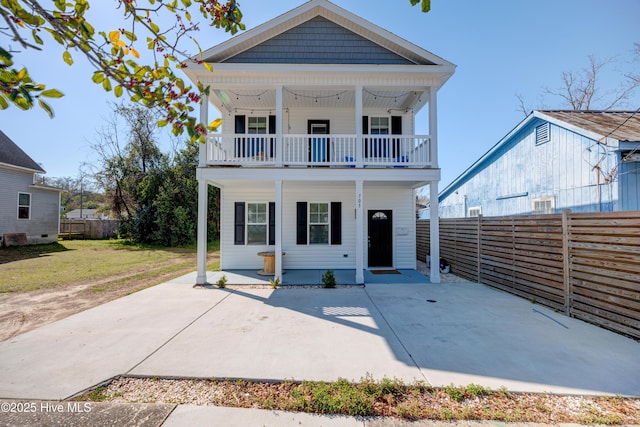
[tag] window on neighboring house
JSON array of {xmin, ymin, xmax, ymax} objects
[
  {"xmin": 532, "ymin": 197, "xmax": 555, "ymax": 214},
  {"xmin": 536, "ymin": 123, "xmax": 550, "ymax": 145},
  {"xmin": 247, "ymin": 203, "xmax": 268, "ymax": 244},
  {"xmin": 468, "ymin": 206, "xmax": 481, "ymax": 217},
  {"xmin": 18, "ymin": 192, "xmax": 31, "ymax": 219},
  {"xmin": 309, "ymin": 203, "xmax": 329, "ymax": 244}
]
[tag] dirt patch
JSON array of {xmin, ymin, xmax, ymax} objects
[{"xmin": 0, "ymin": 254, "xmax": 219, "ymax": 342}]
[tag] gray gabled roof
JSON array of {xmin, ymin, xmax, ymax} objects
[
  {"xmin": 199, "ymin": 0, "xmax": 454, "ymax": 67},
  {"xmin": 0, "ymin": 130, "xmax": 45, "ymax": 173}
]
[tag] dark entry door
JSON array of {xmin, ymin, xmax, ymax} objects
[
  {"xmin": 368, "ymin": 210, "xmax": 392, "ymax": 267},
  {"xmin": 308, "ymin": 120, "xmax": 330, "ymax": 163}
]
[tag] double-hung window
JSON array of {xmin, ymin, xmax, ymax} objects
[
  {"xmin": 18, "ymin": 192, "xmax": 31, "ymax": 219},
  {"xmin": 309, "ymin": 203, "xmax": 329, "ymax": 244},
  {"xmin": 247, "ymin": 117, "xmax": 267, "ymax": 158},
  {"xmin": 370, "ymin": 117, "xmax": 390, "ymax": 158},
  {"xmin": 247, "ymin": 202, "xmax": 268, "ymax": 244}
]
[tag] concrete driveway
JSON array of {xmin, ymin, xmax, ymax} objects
[{"xmin": 1, "ymin": 273, "xmax": 638, "ymax": 401}]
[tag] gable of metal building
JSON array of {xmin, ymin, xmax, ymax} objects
[{"xmin": 224, "ymin": 16, "xmax": 416, "ymax": 65}]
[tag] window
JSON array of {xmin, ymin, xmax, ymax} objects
[
  {"xmin": 532, "ymin": 197, "xmax": 555, "ymax": 214},
  {"xmin": 18, "ymin": 192, "xmax": 31, "ymax": 219},
  {"xmin": 468, "ymin": 206, "xmax": 481, "ymax": 217},
  {"xmin": 247, "ymin": 203, "xmax": 268, "ymax": 244},
  {"xmin": 370, "ymin": 117, "xmax": 389, "ymax": 135},
  {"xmin": 536, "ymin": 123, "xmax": 550, "ymax": 145},
  {"xmin": 248, "ymin": 116, "xmax": 267, "ymax": 134},
  {"xmin": 296, "ymin": 202, "xmax": 341, "ymax": 245},
  {"xmin": 309, "ymin": 203, "xmax": 329, "ymax": 244}
]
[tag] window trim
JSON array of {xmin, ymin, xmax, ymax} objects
[
  {"xmin": 308, "ymin": 202, "xmax": 330, "ymax": 245},
  {"xmin": 468, "ymin": 206, "xmax": 482, "ymax": 217},
  {"xmin": 532, "ymin": 196, "xmax": 555, "ymax": 214},
  {"xmin": 246, "ymin": 202, "xmax": 268, "ymax": 245},
  {"xmin": 17, "ymin": 192, "xmax": 31, "ymax": 220},
  {"xmin": 369, "ymin": 116, "xmax": 390, "ymax": 135}
]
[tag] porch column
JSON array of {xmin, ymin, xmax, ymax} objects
[
  {"xmin": 355, "ymin": 180, "xmax": 364, "ymax": 284},
  {"xmin": 429, "ymin": 181, "xmax": 440, "ymax": 283},
  {"xmin": 196, "ymin": 94, "xmax": 209, "ymax": 285},
  {"xmin": 428, "ymin": 87, "xmax": 440, "ymax": 284},
  {"xmin": 275, "ymin": 86, "xmax": 283, "ymax": 167},
  {"xmin": 274, "ymin": 180, "xmax": 283, "ymax": 282},
  {"xmin": 355, "ymin": 86, "xmax": 363, "ymax": 168},
  {"xmin": 196, "ymin": 179, "xmax": 209, "ymax": 285}
]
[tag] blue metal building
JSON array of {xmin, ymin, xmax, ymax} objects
[{"xmin": 439, "ymin": 110, "xmax": 640, "ymax": 218}]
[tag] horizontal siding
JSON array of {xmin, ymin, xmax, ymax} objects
[
  {"xmin": 365, "ymin": 186, "xmax": 415, "ymax": 269},
  {"xmin": 220, "ymin": 182, "xmax": 415, "ymax": 270},
  {"xmin": 0, "ymin": 169, "xmax": 59, "ymax": 243}
]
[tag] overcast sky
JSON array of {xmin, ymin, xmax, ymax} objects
[{"xmin": 2, "ymin": 0, "xmax": 639, "ymax": 189}]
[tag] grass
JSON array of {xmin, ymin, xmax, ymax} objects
[{"xmin": 0, "ymin": 239, "xmax": 220, "ymax": 294}]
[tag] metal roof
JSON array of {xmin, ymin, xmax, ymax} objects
[
  {"xmin": 540, "ymin": 110, "xmax": 640, "ymax": 142},
  {"xmin": 0, "ymin": 130, "xmax": 45, "ymax": 173}
]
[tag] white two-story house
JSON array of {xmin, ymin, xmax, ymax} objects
[{"xmin": 184, "ymin": 0, "xmax": 455, "ymax": 284}]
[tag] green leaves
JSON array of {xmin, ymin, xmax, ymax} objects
[
  {"xmin": 1, "ymin": 0, "xmax": 246, "ymax": 140},
  {"xmin": 409, "ymin": 0, "xmax": 431, "ymax": 13}
]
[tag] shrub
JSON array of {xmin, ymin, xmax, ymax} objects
[
  {"xmin": 322, "ymin": 270, "xmax": 337, "ymax": 288},
  {"xmin": 216, "ymin": 274, "xmax": 227, "ymax": 288}
]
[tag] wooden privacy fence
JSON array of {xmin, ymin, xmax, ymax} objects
[{"xmin": 417, "ymin": 211, "xmax": 640, "ymax": 340}]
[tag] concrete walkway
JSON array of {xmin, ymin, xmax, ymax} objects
[{"xmin": 1, "ymin": 273, "xmax": 639, "ymax": 425}]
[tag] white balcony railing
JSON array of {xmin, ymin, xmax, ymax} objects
[{"xmin": 205, "ymin": 134, "xmax": 432, "ymax": 168}]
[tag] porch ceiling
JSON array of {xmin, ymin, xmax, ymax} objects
[{"xmin": 212, "ymin": 87, "xmax": 426, "ymax": 113}]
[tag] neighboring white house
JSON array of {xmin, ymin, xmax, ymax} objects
[
  {"xmin": 438, "ymin": 110, "xmax": 640, "ymax": 218},
  {"xmin": 183, "ymin": 0, "xmax": 455, "ymax": 284},
  {"xmin": 0, "ymin": 131, "xmax": 61, "ymax": 246}
]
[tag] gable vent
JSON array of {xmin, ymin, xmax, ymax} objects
[{"xmin": 536, "ymin": 123, "xmax": 550, "ymax": 145}]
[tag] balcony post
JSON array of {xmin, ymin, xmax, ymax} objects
[
  {"xmin": 355, "ymin": 86, "xmax": 363, "ymax": 168},
  {"xmin": 199, "ymin": 93, "xmax": 208, "ymax": 167},
  {"xmin": 276, "ymin": 86, "xmax": 283, "ymax": 167},
  {"xmin": 428, "ymin": 88, "xmax": 438, "ymax": 168}
]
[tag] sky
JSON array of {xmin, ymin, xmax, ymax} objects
[{"xmin": 2, "ymin": 0, "xmax": 639, "ymax": 191}]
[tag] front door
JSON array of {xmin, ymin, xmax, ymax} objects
[
  {"xmin": 308, "ymin": 120, "xmax": 330, "ymax": 163},
  {"xmin": 368, "ymin": 210, "xmax": 393, "ymax": 267}
]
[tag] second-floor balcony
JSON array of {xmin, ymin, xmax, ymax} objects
[{"xmin": 204, "ymin": 134, "xmax": 434, "ymax": 168}]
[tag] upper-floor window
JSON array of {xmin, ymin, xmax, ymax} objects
[
  {"xmin": 370, "ymin": 117, "xmax": 390, "ymax": 135},
  {"xmin": 532, "ymin": 196, "xmax": 554, "ymax": 214},
  {"xmin": 18, "ymin": 192, "xmax": 31, "ymax": 219},
  {"xmin": 248, "ymin": 116, "xmax": 267, "ymax": 134}
]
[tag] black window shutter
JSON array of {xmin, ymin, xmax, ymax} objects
[
  {"xmin": 234, "ymin": 115, "xmax": 246, "ymax": 157},
  {"xmin": 391, "ymin": 116, "xmax": 402, "ymax": 158},
  {"xmin": 331, "ymin": 202, "xmax": 341, "ymax": 245},
  {"xmin": 296, "ymin": 202, "xmax": 307, "ymax": 245},
  {"xmin": 234, "ymin": 202, "xmax": 245, "ymax": 245},
  {"xmin": 268, "ymin": 202, "xmax": 275, "ymax": 245},
  {"xmin": 362, "ymin": 116, "xmax": 369, "ymax": 158},
  {"xmin": 268, "ymin": 115, "xmax": 276, "ymax": 158}
]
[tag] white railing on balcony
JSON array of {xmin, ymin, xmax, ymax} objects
[{"xmin": 205, "ymin": 134, "xmax": 432, "ymax": 168}]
